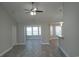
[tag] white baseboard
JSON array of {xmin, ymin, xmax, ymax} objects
[
  {"xmin": 16, "ymin": 43, "xmax": 25, "ymax": 45},
  {"xmin": 0, "ymin": 46, "xmax": 13, "ymax": 57},
  {"xmin": 59, "ymin": 46, "xmax": 69, "ymax": 57}
]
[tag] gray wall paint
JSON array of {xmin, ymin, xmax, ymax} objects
[
  {"xmin": 59, "ymin": 2, "xmax": 79, "ymax": 57},
  {"xmin": 0, "ymin": 6, "xmax": 16, "ymax": 54},
  {"xmin": 12, "ymin": 24, "xmax": 17, "ymax": 46},
  {"xmin": 17, "ymin": 24, "xmax": 24, "ymax": 44},
  {"xmin": 41, "ymin": 24, "xmax": 50, "ymax": 44}
]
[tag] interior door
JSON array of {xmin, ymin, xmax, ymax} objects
[{"xmin": 12, "ymin": 24, "xmax": 16, "ymax": 46}]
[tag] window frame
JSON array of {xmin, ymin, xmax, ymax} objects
[
  {"xmin": 24, "ymin": 26, "xmax": 41, "ymax": 36},
  {"xmin": 55, "ymin": 26, "xmax": 62, "ymax": 37}
]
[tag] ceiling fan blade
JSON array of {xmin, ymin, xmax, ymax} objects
[
  {"xmin": 36, "ymin": 10, "xmax": 44, "ymax": 12},
  {"xmin": 25, "ymin": 11, "xmax": 30, "ymax": 14},
  {"xmin": 24, "ymin": 9, "xmax": 30, "ymax": 11}
]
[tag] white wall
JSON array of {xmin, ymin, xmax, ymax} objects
[
  {"xmin": 0, "ymin": 6, "xmax": 16, "ymax": 55},
  {"xmin": 59, "ymin": 2, "xmax": 79, "ymax": 57}
]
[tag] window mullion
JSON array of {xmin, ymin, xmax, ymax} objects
[
  {"xmin": 32, "ymin": 26, "xmax": 33, "ymax": 36},
  {"xmin": 38, "ymin": 26, "xmax": 39, "ymax": 36}
]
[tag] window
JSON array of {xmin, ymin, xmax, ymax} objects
[
  {"xmin": 33, "ymin": 27, "xmax": 38, "ymax": 35},
  {"xmin": 50, "ymin": 25, "xmax": 53, "ymax": 36},
  {"xmin": 55, "ymin": 26, "xmax": 62, "ymax": 37},
  {"xmin": 26, "ymin": 27, "xmax": 32, "ymax": 36},
  {"xmin": 24, "ymin": 26, "xmax": 41, "ymax": 36}
]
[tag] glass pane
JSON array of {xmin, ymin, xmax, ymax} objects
[
  {"xmin": 50, "ymin": 25, "xmax": 53, "ymax": 36},
  {"xmin": 55, "ymin": 26, "xmax": 62, "ymax": 37},
  {"xmin": 39, "ymin": 26, "xmax": 41, "ymax": 35},
  {"xmin": 33, "ymin": 27, "xmax": 38, "ymax": 35},
  {"xmin": 26, "ymin": 27, "xmax": 32, "ymax": 36}
]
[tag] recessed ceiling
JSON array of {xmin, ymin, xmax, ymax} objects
[{"xmin": 0, "ymin": 2, "xmax": 63, "ymax": 24}]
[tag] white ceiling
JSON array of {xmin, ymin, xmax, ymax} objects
[{"xmin": 0, "ymin": 2, "xmax": 63, "ymax": 24}]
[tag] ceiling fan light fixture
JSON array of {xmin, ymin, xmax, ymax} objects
[
  {"xmin": 33, "ymin": 8, "xmax": 37, "ymax": 11},
  {"xmin": 30, "ymin": 11, "xmax": 36, "ymax": 15},
  {"xmin": 33, "ymin": 12, "xmax": 36, "ymax": 15},
  {"xmin": 30, "ymin": 12, "xmax": 34, "ymax": 15},
  {"xmin": 25, "ymin": 2, "xmax": 43, "ymax": 15}
]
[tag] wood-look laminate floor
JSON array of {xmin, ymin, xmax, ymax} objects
[{"xmin": 2, "ymin": 39, "xmax": 65, "ymax": 57}]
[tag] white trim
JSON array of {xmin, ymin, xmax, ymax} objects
[
  {"xmin": 0, "ymin": 46, "xmax": 13, "ymax": 56},
  {"xmin": 41, "ymin": 43, "xmax": 49, "ymax": 45},
  {"xmin": 16, "ymin": 43, "xmax": 25, "ymax": 45},
  {"xmin": 59, "ymin": 46, "xmax": 70, "ymax": 57}
]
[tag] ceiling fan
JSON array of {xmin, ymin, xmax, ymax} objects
[{"xmin": 25, "ymin": 2, "xmax": 44, "ymax": 15}]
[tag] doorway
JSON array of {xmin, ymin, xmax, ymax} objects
[{"xmin": 12, "ymin": 24, "xmax": 17, "ymax": 46}]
